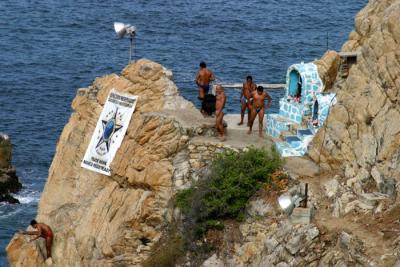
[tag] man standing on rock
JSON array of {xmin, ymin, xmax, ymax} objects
[
  {"xmin": 238, "ymin": 75, "xmax": 256, "ymax": 126},
  {"xmin": 215, "ymin": 85, "xmax": 227, "ymax": 141},
  {"xmin": 195, "ymin": 61, "xmax": 215, "ymax": 101},
  {"xmin": 20, "ymin": 220, "xmax": 54, "ymax": 262},
  {"xmin": 248, "ymin": 86, "xmax": 272, "ymax": 138}
]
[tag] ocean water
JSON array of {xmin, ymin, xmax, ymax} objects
[{"xmin": 0, "ymin": 0, "xmax": 366, "ymax": 265}]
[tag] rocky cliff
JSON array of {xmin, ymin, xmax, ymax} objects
[
  {"xmin": 6, "ymin": 59, "xmax": 209, "ymax": 266},
  {"xmin": 0, "ymin": 133, "xmax": 21, "ymax": 203},
  {"xmin": 309, "ymin": 0, "xmax": 400, "ymax": 191}
]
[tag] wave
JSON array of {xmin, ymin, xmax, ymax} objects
[
  {"xmin": 0, "ymin": 207, "xmax": 23, "ymax": 219},
  {"xmin": 13, "ymin": 189, "xmax": 40, "ymax": 205},
  {"xmin": 0, "ymin": 190, "xmax": 40, "ymax": 220}
]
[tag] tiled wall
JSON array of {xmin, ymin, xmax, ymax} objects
[{"xmin": 279, "ymin": 99, "xmax": 303, "ymax": 123}]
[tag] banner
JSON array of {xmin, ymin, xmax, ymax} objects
[{"xmin": 81, "ymin": 89, "xmax": 138, "ymax": 176}]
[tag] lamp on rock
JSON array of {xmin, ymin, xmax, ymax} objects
[
  {"xmin": 114, "ymin": 22, "xmax": 137, "ymax": 63},
  {"xmin": 278, "ymin": 194, "xmax": 303, "ymax": 215}
]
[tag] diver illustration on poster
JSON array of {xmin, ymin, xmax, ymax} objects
[{"xmin": 81, "ymin": 89, "xmax": 138, "ymax": 176}]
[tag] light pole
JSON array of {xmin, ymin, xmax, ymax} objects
[{"xmin": 114, "ymin": 22, "xmax": 137, "ymax": 64}]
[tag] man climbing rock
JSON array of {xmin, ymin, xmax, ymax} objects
[{"xmin": 20, "ymin": 220, "xmax": 54, "ymax": 263}]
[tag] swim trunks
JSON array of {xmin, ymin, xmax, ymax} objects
[
  {"xmin": 197, "ymin": 82, "xmax": 210, "ymax": 94},
  {"xmin": 255, "ymin": 107, "xmax": 263, "ymax": 114},
  {"xmin": 41, "ymin": 230, "xmax": 53, "ymax": 240},
  {"xmin": 241, "ymin": 96, "xmax": 248, "ymax": 104}
]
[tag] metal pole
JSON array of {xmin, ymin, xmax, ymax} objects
[
  {"xmin": 133, "ymin": 35, "xmax": 136, "ymax": 63},
  {"xmin": 129, "ymin": 37, "xmax": 133, "ymax": 64},
  {"xmin": 302, "ymin": 183, "xmax": 308, "ymax": 208}
]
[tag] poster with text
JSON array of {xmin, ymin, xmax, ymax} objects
[{"xmin": 81, "ymin": 89, "xmax": 138, "ymax": 176}]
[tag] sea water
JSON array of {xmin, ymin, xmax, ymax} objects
[{"xmin": 0, "ymin": 0, "xmax": 366, "ymax": 265}]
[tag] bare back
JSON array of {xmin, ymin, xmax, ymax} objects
[{"xmin": 196, "ymin": 68, "xmax": 214, "ymax": 85}]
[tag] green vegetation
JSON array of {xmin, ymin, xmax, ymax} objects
[
  {"xmin": 144, "ymin": 147, "xmax": 283, "ymax": 266},
  {"xmin": 176, "ymin": 146, "xmax": 282, "ymax": 247}
]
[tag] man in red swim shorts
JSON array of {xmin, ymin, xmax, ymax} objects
[{"xmin": 21, "ymin": 219, "xmax": 54, "ymax": 259}]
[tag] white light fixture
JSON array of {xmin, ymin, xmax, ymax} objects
[
  {"xmin": 278, "ymin": 194, "xmax": 303, "ymax": 215},
  {"xmin": 114, "ymin": 22, "xmax": 137, "ymax": 63}
]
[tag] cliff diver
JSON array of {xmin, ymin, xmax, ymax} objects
[
  {"xmin": 248, "ymin": 86, "xmax": 272, "ymax": 138},
  {"xmin": 238, "ymin": 75, "xmax": 256, "ymax": 126},
  {"xmin": 195, "ymin": 61, "xmax": 215, "ymax": 115},
  {"xmin": 215, "ymin": 85, "xmax": 227, "ymax": 141},
  {"xmin": 19, "ymin": 220, "xmax": 54, "ymax": 263}
]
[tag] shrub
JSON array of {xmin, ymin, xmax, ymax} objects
[{"xmin": 175, "ymin": 146, "xmax": 282, "ymax": 248}]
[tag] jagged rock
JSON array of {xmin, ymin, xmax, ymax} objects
[
  {"xmin": 309, "ymin": 0, "xmax": 400, "ymax": 198},
  {"xmin": 359, "ymin": 192, "xmax": 389, "ymax": 206},
  {"xmin": 276, "ymin": 262, "xmax": 289, "ymax": 267},
  {"xmin": 324, "ymin": 178, "xmax": 341, "ymax": 198},
  {"xmin": 0, "ymin": 132, "xmax": 11, "ymax": 168},
  {"xmin": 314, "ymin": 50, "xmax": 341, "ymax": 92},
  {"xmin": 0, "ymin": 134, "xmax": 21, "ymax": 203},
  {"xmin": 285, "ymin": 235, "xmax": 302, "ymax": 255},
  {"xmin": 371, "ymin": 166, "xmax": 384, "ymax": 186},
  {"xmin": 247, "ymin": 198, "xmax": 276, "ymax": 217},
  {"xmin": 201, "ymin": 254, "xmax": 225, "ymax": 267}
]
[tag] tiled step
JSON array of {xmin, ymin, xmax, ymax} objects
[
  {"xmin": 284, "ymin": 135, "xmax": 302, "ymax": 149},
  {"xmin": 279, "ymin": 130, "xmax": 296, "ymax": 141},
  {"xmin": 297, "ymin": 128, "xmax": 313, "ymax": 140}
]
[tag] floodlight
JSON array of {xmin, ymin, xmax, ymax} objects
[
  {"xmin": 114, "ymin": 22, "xmax": 137, "ymax": 63},
  {"xmin": 278, "ymin": 194, "xmax": 303, "ymax": 215}
]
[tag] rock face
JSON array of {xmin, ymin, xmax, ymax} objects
[
  {"xmin": 200, "ymin": 205, "xmax": 373, "ymax": 267},
  {"xmin": 309, "ymin": 0, "xmax": 400, "ymax": 195},
  {"xmin": 0, "ymin": 133, "xmax": 21, "ymax": 203},
  {"xmin": 314, "ymin": 50, "xmax": 340, "ymax": 92},
  {"xmin": 6, "ymin": 59, "xmax": 206, "ymax": 266}
]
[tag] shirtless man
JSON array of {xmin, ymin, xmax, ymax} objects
[
  {"xmin": 248, "ymin": 86, "xmax": 272, "ymax": 137},
  {"xmin": 20, "ymin": 220, "xmax": 54, "ymax": 260},
  {"xmin": 238, "ymin": 75, "xmax": 256, "ymax": 126},
  {"xmin": 215, "ymin": 85, "xmax": 227, "ymax": 141},
  {"xmin": 195, "ymin": 61, "xmax": 215, "ymax": 100}
]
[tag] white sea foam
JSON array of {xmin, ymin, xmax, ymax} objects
[
  {"xmin": 13, "ymin": 190, "xmax": 40, "ymax": 204},
  {"xmin": 0, "ymin": 190, "xmax": 40, "ymax": 219}
]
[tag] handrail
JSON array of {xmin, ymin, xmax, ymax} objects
[{"xmin": 214, "ymin": 83, "xmax": 286, "ymax": 89}]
